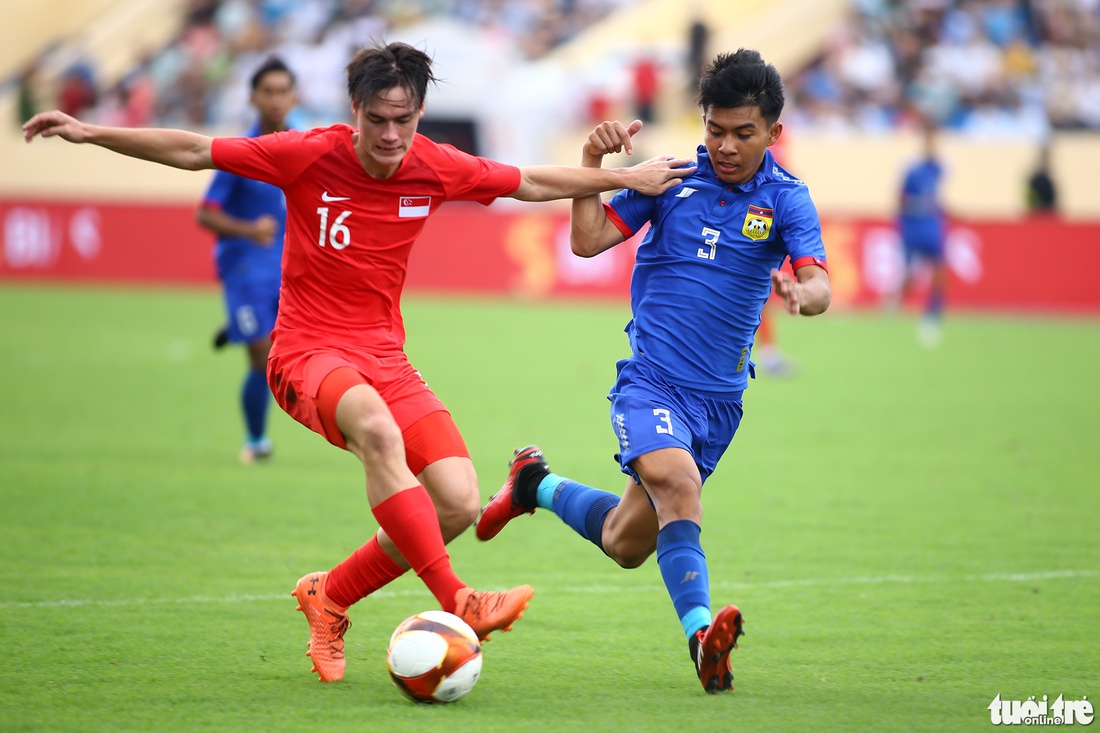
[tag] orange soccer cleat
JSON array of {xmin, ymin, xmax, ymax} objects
[
  {"xmin": 291, "ymin": 571, "xmax": 351, "ymax": 682},
  {"xmin": 694, "ymin": 605, "xmax": 745, "ymax": 694},
  {"xmin": 454, "ymin": 584, "xmax": 535, "ymax": 642},
  {"xmin": 475, "ymin": 445, "xmax": 547, "ymax": 541}
]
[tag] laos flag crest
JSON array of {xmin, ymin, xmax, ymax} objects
[{"xmin": 741, "ymin": 204, "xmax": 773, "ymax": 241}]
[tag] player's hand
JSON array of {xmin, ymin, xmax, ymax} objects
[
  {"xmin": 772, "ymin": 268, "xmax": 802, "ymax": 314},
  {"xmin": 623, "ymin": 155, "xmax": 697, "ymax": 196},
  {"xmin": 23, "ymin": 110, "xmax": 89, "ymax": 144},
  {"xmin": 250, "ymin": 214, "xmax": 278, "ymax": 246},
  {"xmin": 584, "ymin": 119, "xmax": 643, "ymax": 158}
]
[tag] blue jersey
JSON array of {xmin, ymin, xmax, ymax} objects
[
  {"xmin": 201, "ymin": 122, "xmax": 287, "ymax": 282},
  {"xmin": 606, "ymin": 147, "xmax": 826, "ymax": 396},
  {"xmin": 898, "ymin": 158, "xmax": 944, "ymax": 251}
]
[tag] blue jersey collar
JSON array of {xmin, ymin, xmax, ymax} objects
[{"xmin": 694, "ymin": 145, "xmax": 776, "ymax": 192}]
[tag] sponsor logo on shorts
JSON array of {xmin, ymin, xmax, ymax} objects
[{"xmin": 614, "ymin": 412, "xmax": 629, "ymax": 453}]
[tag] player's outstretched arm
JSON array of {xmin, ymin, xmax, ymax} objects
[
  {"xmin": 772, "ymin": 265, "xmax": 831, "ymax": 316},
  {"xmin": 509, "ymin": 120, "xmax": 694, "ymax": 204},
  {"xmin": 23, "ymin": 110, "xmax": 215, "ymax": 171},
  {"xmin": 510, "ymin": 158, "xmax": 693, "ymax": 202}
]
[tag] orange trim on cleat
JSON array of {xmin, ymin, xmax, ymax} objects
[
  {"xmin": 695, "ymin": 605, "xmax": 744, "ymax": 694},
  {"xmin": 476, "ymin": 445, "xmax": 546, "ymax": 541},
  {"xmin": 454, "ymin": 584, "xmax": 535, "ymax": 641},
  {"xmin": 291, "ymin": 571, "xmax": 351, "ymax": 682}
]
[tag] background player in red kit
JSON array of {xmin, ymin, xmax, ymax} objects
[{"xmin": 23, "ymin": 42, "xmax": 694, "ymax": 683}]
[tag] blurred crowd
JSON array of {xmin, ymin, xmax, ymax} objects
[
  {"xmin": 786, "ymin": 0, "xmax": 1100, "ymax": 137},
  {"xmin": 12, "ymin": 0, "xmax": 1100, "ymax": 140},
  {"xmin": 17, "ymin": 0, "xmax": 634, "ymax": 131}
]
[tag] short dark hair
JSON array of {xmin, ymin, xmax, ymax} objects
[
  {"xmin": 698, "ymin": 49, "xmax": 784, "ymax": 125},
  {"xmin": 250, "ymin": 56, "xmax": 295, "ymax": 91},
  {"xmin": 346, "ymin": 42, "xmax": 437, "ymax": 110}
]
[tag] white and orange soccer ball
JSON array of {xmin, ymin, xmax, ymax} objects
[{"xmin": 386, "ymin": 610, "xmax": 482, "ymax": 703}]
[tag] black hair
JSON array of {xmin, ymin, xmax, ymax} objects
[
  {"xmin": 698, "ymin": 48, "xmax": 784, "ymax": 125},
  {"xmin": 346, "ymin": 42, "xmax": 437, "ymax": 110},
  {"xmin": 250, "ymin": 56, "xmax": 295, "ymax": 91}
]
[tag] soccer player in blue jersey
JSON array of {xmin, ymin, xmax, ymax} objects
[
  {"xmin": 894, "ymin": 122, "xmax": 947, "ymax": 348},
  {"xmin": 197, "ymin": 57, "xmax": 296, "ymax": 463},
  {"xmin": 477, "ymin": 49, "xmax": 831, "ymax": 694}
]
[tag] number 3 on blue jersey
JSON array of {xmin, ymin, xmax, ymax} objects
[
  {"xmin": 653, "ymin": 408, "xmax": 674, "ymax": 434},
  {"xmin": 698, "ymin": 227, "xmax": 720, "ymax": 260}
]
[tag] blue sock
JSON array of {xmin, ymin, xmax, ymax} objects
[
  {"xmin": 656, "ymin": 520, "xmax": 712, "ymax": 640},
  {"xmin": 537, "ymin": 473, "xmax": 620, "ymax": 552},
  {"xmin": 242, "ymin": 367, "xmax": 270, "ymax": 442}
]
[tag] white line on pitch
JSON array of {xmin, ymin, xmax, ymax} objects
[{"xmin": 0, "ymin": 569, "xmax": 1094, "ymax": 611}]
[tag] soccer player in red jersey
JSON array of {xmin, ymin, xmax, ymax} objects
[{"xmin": 24, "ymin": 41, "xmax": 693, "ymax": 684}]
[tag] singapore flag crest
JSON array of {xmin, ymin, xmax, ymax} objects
[{"xmin": 398, "ymin": 196, "xmax": 431, "ymax": 218}]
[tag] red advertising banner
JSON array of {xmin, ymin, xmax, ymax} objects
[
  {"xmin": 818, "ymin": 217, "xmax": 1099, "ymax": 313},
  {"xmin": 0, "ymin": 200, "xmax": 215, "ymax": 285},
  {"xmin": 1, "ymin": 198, "xmax": 1097, "ymax": 314}
]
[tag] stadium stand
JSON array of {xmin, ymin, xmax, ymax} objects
[{"xmin": 2, "ymin": 0, "xmax": 1098, "ymax": 217}]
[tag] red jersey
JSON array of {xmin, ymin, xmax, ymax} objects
[{"xmin": 211, "ymin": 125, "xmax": 521, "ymax": 355}]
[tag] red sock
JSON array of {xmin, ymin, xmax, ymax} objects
[
  {"xmin": 371, "ymin": 485, "xmax": 466, "ymax": 612},
  {"xmin": 325, "ymin": 536, "xmax": 406, "ymax": 609}
]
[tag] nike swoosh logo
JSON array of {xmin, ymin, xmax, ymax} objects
[{"xmin": 321, "ymin": 192, "xmax": 350, "ymax": 202}]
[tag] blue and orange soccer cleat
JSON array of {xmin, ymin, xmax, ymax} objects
[
  {"xmin": 291, "ymin": 571, "xmax": 351, "ymax": 682},
  {"xmin": 475, "ymin": 445, "xmax": 547, "ymax": 541},
  {"xmin": 694, "ymin": 605, "xmax": 745, "ymax": 694}
]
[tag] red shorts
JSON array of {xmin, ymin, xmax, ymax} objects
[{"xmin": 268, "ymin": 347, "xmax": 468, "ymax": 474}]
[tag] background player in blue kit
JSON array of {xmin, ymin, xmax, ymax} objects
[
  {"xmin": 197, "ymin": 57, "xmax": 296, "ymax": 463},
  {"xmin": 477, "ymin": 49, "xmax": 831, "ymax": 694},
  {"xmin": 894, "ymin": 122, "xmax": 947, "ymax": 348}
]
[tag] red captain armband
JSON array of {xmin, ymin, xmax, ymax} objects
[
  {"xmin": 791, "ymin": 255, "xmax": 828, "ymax": 273},
  {"xmin": 604, "ymin": 202, "xmax": 635, "ymax": 238}
]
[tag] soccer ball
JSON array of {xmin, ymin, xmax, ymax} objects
[{"xmin": 386, "ymin": 610, "xmax": 482, "ymax": 703}]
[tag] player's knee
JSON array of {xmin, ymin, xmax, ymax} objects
[
  {"xmin": 598, "ymin": 492, "xmax": 659, "ymax": 568},
  {"xmin": 606, "ymin": 541, "xmax": 653, "ymax": 569},
  {"xmin": 643, "ymin": 472, "xmax": 703, "ymax": 519},
  {"xmin": 427, "ymin": 473, "xmax": 481, "ymax": 541},
  {"xmin": 437, "ymin": 490, "xmax": 480, "ymax": 540},
  {"xmin": 345, "ymin": 411, "xmax": 404, "ymax": 462},
  {"xmin": 602, "ymin": 523, "xmax": 656, "ymax": 569}
]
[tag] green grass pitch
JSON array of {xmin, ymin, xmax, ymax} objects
[{"xmin": 1, "ymin": 283, "xmax": 1097, "ymax": 732}]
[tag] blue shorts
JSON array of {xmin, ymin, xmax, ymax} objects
[
  {"xmin": 607, "ymin": 358, "xmax": 744, "ymax": 485},
  {"xmin": 903, "ymin": 241, "xmax": 944, "ymax": 266},
  {"xmin": 900, "ymin": 225, "xmax": 945, "ymax": 264},
  {"xmin": 223, "ymin": 276, "xmax": 280, "ymax": 344}
]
